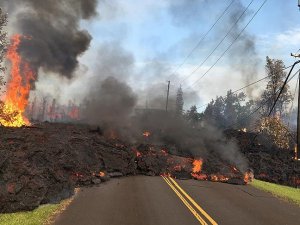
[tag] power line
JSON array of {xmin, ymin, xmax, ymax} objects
[
  {"xmin": 198, "ymin": 74, "xmax": 270, "ymax": 109},
  {"xmin": 179, "ymin": 0, "xmax": 255, "ymax": 84},
  {"xmin": 190, "ymin": 0, "xmax": 268, "ymax": 88},
  {"xmin": 267, "ymin": 61, "xmax": 300, "ymax": 117},
  {"xmin": 167, "ymin": 0, "xmax": 235, "ymax": 81},
  {"xmin": 196, "ymin": 63, "xmax": 295, "ymax": 109},
  {"xmin": 287, "ymin": 73, "xmax": 299, "ymax": 128},
  {"xmin": 226, "ymin": 68, "xmax": 300, "ymax": 130}
]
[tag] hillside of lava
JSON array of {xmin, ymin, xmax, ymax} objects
[{"xmin": 0, "ymin": 122, "xmax": 299, "ymax": 213}]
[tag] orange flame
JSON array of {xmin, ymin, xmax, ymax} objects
[
  {"xmin": 99, "ymin": 172, "xmax": 105, "ymax": 177},
  {"xmin": 243, "ymin": 171, "xmax": 253, "ymax": 184},
  {"xmin": 68, "ymin": 105, "xmax": 80, "ymax": 120},
  {"xmin": 192, "ymin": 159, "xmax": 203, "ymax": 173},
  {"xmin": 136, "ymin": 151, "xmax": 142, "ymax": 157},
  {"xmin": 192, "ymin": 173, "xmax": 208, "ymax": 180},
  {"xmin": 191, "ymin": 159, "xmax": 205, "ymax": 180},
  {"xmin": 210, "ymin": 174, "xmax": 229, "ymax": 182},
  {"xmin": 132, "ymin": 148, "xmax": 142, "ymax": 157},
  {"xmin": 143, "ymin": 131, "xmax": 151, "ymax": 137},
  {"xmin": 0, "ymin": 34, "xmax": 35, "ymax": 127}
]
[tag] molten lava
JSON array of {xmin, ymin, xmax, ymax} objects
[
  {"xmin": 143, "ymin": 131, "xmax": 151, "ymax": 137},
  {"xmin": 191, "ymin": 159, "xmax": 206, "ymax": 180},
  {"xmin": 0, "ymin": 34, "xmax": 35, "ymax": 127},
  {"xmin": 210, "ymin": 174, "xmax": 229, "ymax": 182},
  {"xmin": 243, "ymin": 171, "xmax": 254, "ymax": 184},
  {"xmin": 192, "ymin": 159, "xmax": 203, "ymax": 173}
]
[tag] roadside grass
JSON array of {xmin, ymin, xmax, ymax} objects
[
  {"xmin": 251, "ymin": 179, "xmax": 300, "ymax": 206},
  {"xmin": 0, "ymin": 197, "xmax": 73, "ymax": 225}
]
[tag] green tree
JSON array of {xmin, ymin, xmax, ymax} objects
[
  {"xmin": 185, "ymin": 105, "xmax": 200, "ymax": 127},
  {"xmin": 224, "ymin": 90, "xmax": 247, "ymax": 128},
  {"xmin": 237, "ymin": 99, "xmax": 255, "ymax": 129},
  {"xmin": 202, "ymin": 96, "xmax": 226, "ymax": 128},
  {"xmin": 260, "ymin": 57, "xmax": 292, "ymax": 116},
  {"xmin": 175, "ymin": 86, "xmax": 184, "ymax": 116}
]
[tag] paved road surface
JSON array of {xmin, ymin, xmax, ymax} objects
[{"xmin": 54, "ymin": 176, "xmax": 300, "ymax": 225}]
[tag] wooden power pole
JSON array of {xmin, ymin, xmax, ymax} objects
[
  {"xmin": 291, "ymin": 53, "xmax": 300, "ymax": 159},
  {"xmin": 297, "ymin": 70, "xmax": 300, "ymax": 159},
  {"xmin": 166, "ymin": 81, "xmax": 170, "ymax": 112}
]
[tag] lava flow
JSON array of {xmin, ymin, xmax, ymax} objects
[
  {"xmin": 191, "ymin": 159, "xmax": 208, "ymax": 180},
  {"xmin": 0, "ymin": 34, "xmax": 35, "ymax": 127}
]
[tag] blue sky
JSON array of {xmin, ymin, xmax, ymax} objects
[
  {"xmin": 84, "ymin": 0, "xmax": 300, "ymax": 61},
  {"xmin": 41, "ymin": 0, "xmax": 300, "ymax": 108}
]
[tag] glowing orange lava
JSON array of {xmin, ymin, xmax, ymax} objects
[
  {"xmin": 143, "ymin": 131, "xmax": 151, "ymax": 137},
  {"xmin": 210, "ymin": 174, "xmax": 229, "ymax": 182},
  {"xmin": 191, "ymin": 159, "xmax": 206, "ymax": 180},
  {"xmin": 0, "ymin": 34, "xmax": 35, "ymax": 127},
  {"xmin": 192, "ymin": 159, "xmax": 203, "ymax": 173},
  {"xmin": 243, "ymin": 171, "xmax": 253, "ymax": 184}
]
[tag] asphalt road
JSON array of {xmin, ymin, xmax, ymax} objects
[{"xmin": 54, "ymin": 176, "xmax": 300, "ymax": 225}]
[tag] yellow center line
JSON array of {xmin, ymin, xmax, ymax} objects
[
  {"xmin": 161, "ymin": 176, "xmax": 208, "ymax": 225},
  {"xmin": 168, "ymin": 176, "xmax": 218, "ymax": 225}
]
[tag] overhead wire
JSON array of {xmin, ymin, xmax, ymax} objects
[
  {"xmin": 168, "ymin": 0, "xmax": 235, "ymax": 80},
  {"xmin": 225, "ymin": 68, "xmax": 300, "ymax": 132},
  {"xmin": 287, "ymin": 73, "xmax": 299, "ymax": 129},
  {"xmin": 167, "ymin": 0, "xmax": 236, "ymax": 81},
  {"xmin": 188, "ymin": 0, "xmax": 268, "ymax": 88},
  {"xmin": 179, "ymin": 0, "xmax": 255, "ymax": 84}
]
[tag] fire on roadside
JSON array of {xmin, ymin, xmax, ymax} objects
[
  {"xmin": 0, "ymin": 34, "xmax": 35, "ymax": 127},
  {"xmin": 192, "ymin": 159, "xmax": 203, "ymax": 173},
  {"xmin": 191, "ymin": 159, "xmax": 206, "ymax": 180},
  {"xmin": 243, "ymin": 170, "xmax": 254, "ymax": 184}
]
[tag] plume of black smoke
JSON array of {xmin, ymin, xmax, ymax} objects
[
  {"xmin": 82, "ymin": 76, "xmax": 137, "ymax": 129},
  {"xmin": 226, "ymin": 1, "xmax": 259, "ymax": 98},
  {"xmin": 133, "ymin": 111, "xmax": 248, "ymax": 172},
  {"xmin": 93, "ymin": 41, "xmax": 134, "ymax": 81},
  {"xmin": 0, "ymin": 0, "xmax": 98, "ymax": 78}
]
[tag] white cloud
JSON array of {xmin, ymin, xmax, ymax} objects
[{"xmin": 276, "ymin": 28, "xmax": 300, "ymax": 47}]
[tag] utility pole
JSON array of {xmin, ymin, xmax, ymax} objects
[
  {"xmin": 166, "ymin": 81, "xmax": 170, "ymax": 112},
  {"xmin": 291, "ymin": 53, "xmax": 300, "ymax": 160},
  {"xmin": 297, "ymin": 70, "xmax": 300, "ymax": 160}
]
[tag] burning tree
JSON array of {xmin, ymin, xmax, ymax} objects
[
  {"xmin": 0, "ymin": 8, "xmax": 17, "ymax": 126},
  {"xmin": 0, "ymin": 34, "xmax": 35, "ymax": 127}
]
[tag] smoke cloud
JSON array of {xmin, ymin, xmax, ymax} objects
[
  {"xmin": 93, "ymin": 41, "xmax": 134, "ymax": 81},
  {"xmin": 0, "ymin": 0, "xmax": 98, "ymax": 78},
  {"xmin": 83, "ymin": 76, "xmax": 137, "ymax": 128},
  {"xmin": 226, "ymin": 1, "xmax": 259, "ymax": 98},
  {"xmin": 168, "ymin": 0, "xmax": 259, "ymax": 97},
  {"xmin": 0, "ymin": 0, "xmax": 251, "ymax": 171}
]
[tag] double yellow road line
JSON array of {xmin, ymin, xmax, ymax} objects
[{"xmin": 161, "ymin": 176, "xmax": 218, "ymax": 225}]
